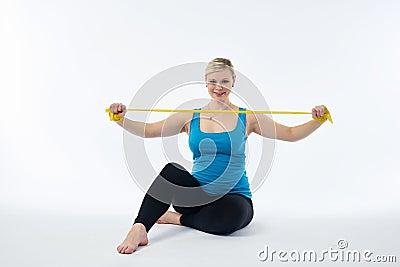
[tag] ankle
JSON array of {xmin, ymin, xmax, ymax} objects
[
  {"xmin": 132, "ymin": 223, "xmax": 147, "ymax": 232},
  {"xmin": 176, "ymin": 214, "xmax": 182, "ymax": 225}
]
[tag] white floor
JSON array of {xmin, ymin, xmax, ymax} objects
[{"xmin": 1, "ymin": 208, "xmax": 398, "ymax": 267}]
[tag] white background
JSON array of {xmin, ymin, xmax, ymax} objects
[{"xmin": 1, "ymin": 0, "xmax": 399, "ymax": 266}]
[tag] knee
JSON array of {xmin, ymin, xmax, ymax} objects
[
  {"xmin": 208, "ymin": 205, "xmax": 252, "ymax": 235},
  {"xmin": 208, "ymin": 221, "xmax": 240, "ymax": 235},
  {"xmin": 160, "ymin": 162, "xmax": 178, "ymax": 176},
  {"xmin": 160, "ymin": 162, "xmax": 185, "ymax": 182},
  {"xmin": 207, "ymin": 215, "xmax": 243, "ymax": 235},
  {"xmin": 162, "ymin": 162, "xmax": 184, "ymax": 171}
]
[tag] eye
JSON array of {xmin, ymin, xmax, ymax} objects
[
  {"xmin": 208, "ymin": 80, "xmax": 216, "ymax": 84},
  {"xmin": 222, "ymin": 80, "xmax": 229, "ymax": 83}
]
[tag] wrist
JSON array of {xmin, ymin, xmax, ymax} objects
[{"xmin": 312, "ymin": 116, "xmax": 327, "ymax": 124}]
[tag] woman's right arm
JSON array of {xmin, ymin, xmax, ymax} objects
[{"xmin": 109, "ymin": 103, "xmax": 190, "ymax": 138}]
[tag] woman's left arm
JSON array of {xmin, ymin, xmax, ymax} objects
[{"xmin": 248, "ymin": 105, "xmax": 328, "ymax": 142}]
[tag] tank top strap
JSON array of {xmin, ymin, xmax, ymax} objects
[
  {"xmin": 190, "ymin": 108, "xmax": 201, "ymax": 134},
  {"xmin": 238, "ymin": 107, "xmax": 247, "ymax": 131},
  {"xmin": 193, "ymin": 108, "xmax": 201, "ymax": 117}
]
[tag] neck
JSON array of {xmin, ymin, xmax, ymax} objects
[{"xmin": 207, "ymin": 99, "xmax": 233, "ymax": 110}]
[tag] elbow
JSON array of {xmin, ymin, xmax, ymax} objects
[
  {"xmin": 144, "ymin": 127, "xmax": 154, "ymax": 138},
  {"xmin": 144, "ymin": 123, "xmax": 158, "ymax": 138},
  {"xmin": 287, "ymin": 127, "xmax": 301, "ymax": 142},
  {"xmin": 276, "ymin": 126, "xmax": 301, "ymax": 142}
]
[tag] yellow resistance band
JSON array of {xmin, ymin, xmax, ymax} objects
[{"xmin": 105, "ymin": 107, "xmax": 333, "ymax": 124}]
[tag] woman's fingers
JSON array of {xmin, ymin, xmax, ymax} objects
[
  {"xmin": 110, "ymin": 103, "xmax": 118, "ymax": 114},
  {"xmin": 121, "ymin": 104, "xmax": 127, "ymax": 116},
  {"xmin": 316, "ymin": 106, "xmax": 321, "ymax": 117},
  {"xmin": 312, "ymin": 107, "xmax": 318, "ymax": 118},
  {"xmin": 318, "ymin": 105, "xmax": 326, "ymax": 117},
  {"xmin": 109, "ymin": 103, "xmax": 126, "ymax": 115},
  {"xmin": 312, "ymin": 105, "xmax": 326, "ymax": 118}
]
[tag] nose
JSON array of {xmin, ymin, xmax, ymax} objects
[{"xmin": 215, "ymin": 84, "xmax": 223, "ymax": 89}]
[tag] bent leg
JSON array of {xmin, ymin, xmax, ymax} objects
[
  {"xmin": 179, "ymin": 194, "xmax": 254, "ymax": 235},
  {"xmin": 133, "ymin": 162, "xmax": 207, "ymax": 232}
]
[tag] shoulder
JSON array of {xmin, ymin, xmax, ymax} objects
[
  {"xmin": 238, "ymin": 107, "xmax": 256, "ymax": 136},
  {"xmin": 180, "ymin": 110, "xmax": 197, "ymax": 134},
  {"xmin": 165, "ymin": 110, "xmax": 193, "ymax": 123},
  {"xmin": 244, "ymin": 109, "xmax": 256, "ymax": 125},
  {"xmin": 244, "ymin": 110, "xmax": 272, "ymax": 135}
]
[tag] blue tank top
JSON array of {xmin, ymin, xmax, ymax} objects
[{"xmin": 188, "ymin": 107, "xmax": 252, "ymax": 199}]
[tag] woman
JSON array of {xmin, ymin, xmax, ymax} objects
[{"xmin": 108, "ymin": 58, "xmax": 328, "ymax": 254}]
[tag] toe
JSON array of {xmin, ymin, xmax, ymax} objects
[
  {"xmin": 125, "ymin": 246, "xmax": 135, "ymax": 254},
  {"xmin": 117, "ymin": 244, "xmax": 125, "ymax": 253},
  {"xmin": 121, "ymin": 245, "xmax": 129, "ymax": 254}
]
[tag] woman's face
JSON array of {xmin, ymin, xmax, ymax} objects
[{"xmin": 206, "ymin": 69, "xmax": 235, "ymax": 102}]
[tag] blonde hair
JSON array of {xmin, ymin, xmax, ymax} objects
[{"xmin": 205, "ymin": 58, "xmax": 235, "ymax": 79}]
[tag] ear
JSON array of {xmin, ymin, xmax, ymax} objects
[{"xmin": 232, "ymin": 75, "xmax": 236, "ymax": 87}]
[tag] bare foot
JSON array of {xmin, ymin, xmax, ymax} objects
[
  {"xmin": 157, "ymin": 210, "xmax": 182, "ymax": 225},
  {"xmin": 117, "ymin": 223, "xmax": 148, "ymax": 254}
]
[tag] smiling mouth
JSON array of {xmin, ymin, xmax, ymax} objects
[{"xmin": 214, "ymin": 91, "xmax": 226, "ymax": 97}]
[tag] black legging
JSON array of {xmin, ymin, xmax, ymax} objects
[{"xmin": 134, "ymin": 162, "xmax": 254, "ymax": 235}]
